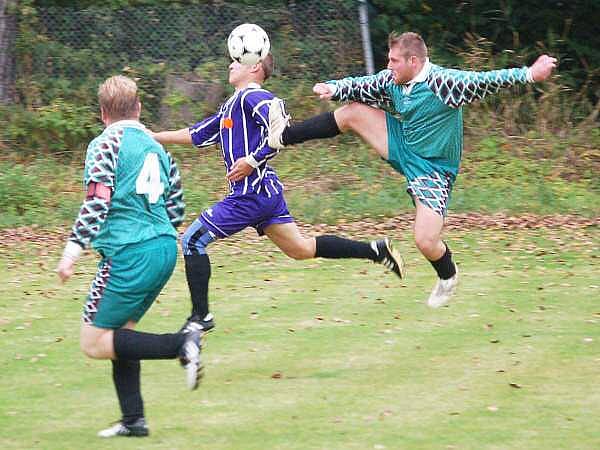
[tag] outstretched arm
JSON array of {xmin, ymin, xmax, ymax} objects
[
  {"xmin": 428, "ymin": 54, "xmax": 558, "ymax": 108},
  {"xmin": 529, "ymin": 54, "xmax": 558, "ymax": 82},
  {"xmin": 152, "ymin": 113, "xmax": 221, "ymax": 147},
  {"xmin": 319, "ymin": 70, "xmax": 395, "ymax": 106},
  {"xmin": 152, "ymin": 128, "xmax": 193, "ymax": 145}
]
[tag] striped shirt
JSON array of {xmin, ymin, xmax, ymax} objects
[{"xmin": 189, "ymin": 83, "xmax": 283, "ymax": 197}]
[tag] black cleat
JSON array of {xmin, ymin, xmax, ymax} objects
[
  {"xmin": 179, "ymin": 313, "xmax": 215, "ymax": 334},
  {"xmin": 371, "ymin": 238, "xmax": 405, "ymax": 279},
  {"xmin": 97, "ymin": 418, "xmax": 149, "ymax": 438},
  {"xmin": 179, "ymin": 329, "xmax": 203, "ymax": 390}
]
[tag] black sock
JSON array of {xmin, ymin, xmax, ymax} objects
[
  {"xmin": 112, "ymin": 359, "xmax": 144, "ymax": 425},
  {"xmin": 282, "ymin": 111, "xmax": 341, "ymax": 145},
  {"xmin": 429, "ymin": 243, "xmax": 456, "ymax": 280},
  {"xmin": 315, "ymin": 235, "xmax": 377, "ymax": 260},
  {"xmin": 184, "ymin": 254, "xmax": 211, "ymax": 319},
  {"xmin": 113, "ymin": 328, "xmax": 185, "ymax": 360}
]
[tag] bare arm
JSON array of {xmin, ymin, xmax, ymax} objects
[{"xmin": 151, "ymin": 128, "xmax": 193, "ymax": 145}]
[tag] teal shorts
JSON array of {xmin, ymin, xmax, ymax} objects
[
  {"xmin": 83, "ymin": 235, "xmax": 177, "ymax": 329},
  {"xmin": 385, "ymin": 112, "xmax": 455, "ymax": 217}
]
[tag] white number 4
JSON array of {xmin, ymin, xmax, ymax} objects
[{"xmin": 136, "ymin": 153, "xmax": 164, "ymax": 204}]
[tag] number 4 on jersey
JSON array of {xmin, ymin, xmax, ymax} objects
[{"xmin": 136, "ymin": 152, "xmax": 164, "ymax": 204}]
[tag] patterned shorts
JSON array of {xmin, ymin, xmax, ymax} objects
[{"xmin": 406, "ymin": 171, "xmax": 453, "ymax": 217}]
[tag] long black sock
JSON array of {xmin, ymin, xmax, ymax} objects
[
  {"xmin": 315, "ymin": 235, "xmax": 377, "ymax": 260},
  {"xmin": 113, "ymin": 328, "xmax": 184, "ymax": 360},
  {"xmin": 112, "ymin": 359, "xmax": 144, "ymax": 425},
  {"xmin": 184, "ymin": 254, "xmax": 211, "ymax": 318},
  {"xmin": 429, "ymin": 243, "xmax": 456, "ymax": 280},
  {"xmin": 282, "ymin": 111, "xmax": 341, "ymax": 146}
]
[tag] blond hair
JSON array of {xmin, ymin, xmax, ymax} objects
[
  {"xmin": 98, "ymin": 75, "xmax": 140, "ymax": 120},
  {"xmin": 388, "ymin": 32, "xmax": 428, "ymax": 61}
]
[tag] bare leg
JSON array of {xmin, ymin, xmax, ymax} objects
[
  {"xmin": 80, "ymin": 320, "xmax": 136, "ymax": 360},
  {"xmin": 334, "ymin": 103, "xmax": 389, "ymax": 159},
  {"xmin": 413, "ymin": 199, "xmax": 446, "ymax": 261},
  {"xmin": 264, "ymin": 222, "xmax": 316, "ymax": 260}
]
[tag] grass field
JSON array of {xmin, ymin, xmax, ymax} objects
[{"xmin": 1, "ymin": 226, "xmax": 598, "ymax": 449}]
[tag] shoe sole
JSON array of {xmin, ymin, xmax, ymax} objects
[{"xmin": 385, "ymin": 238, "xmax": 406, "ymax": 279}]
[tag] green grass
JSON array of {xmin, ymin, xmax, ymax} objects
[
  {"xmin": 1, "ymin": 227, "xmax": 598, "ymax": 449},
  {"xmin": 2, "ymin": 132, "xmax": 599, "ymax": 228}
]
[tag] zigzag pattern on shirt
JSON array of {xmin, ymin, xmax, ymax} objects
[
  {"xmin": 427, "ymin": 67, "xmax": 528, "ymax": 108},
  {"xmin": 165, "ymin": 151, "xmax": 185, "ymax": 227},
  {"xmin": 407, "ymin": 171, "xmax": 452, "ymax": 216},
  {"xmin": 69, "ymin": 128, "xmax": 123, "ymax": 247},
  {"xmin": 82, "ymin": 259, "xmax": 112, "ymax": 324},
  {"xmin": 333, "ymin": 70, "xmax": 394, "ymax": 108}
]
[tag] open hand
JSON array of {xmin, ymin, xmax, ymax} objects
[{"xmin": 530, "ymin": 55, "xmax": 558, "ymax": 82}]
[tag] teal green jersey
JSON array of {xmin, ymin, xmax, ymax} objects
[
  {"xmin": 328, "ymin": 61, "xmax": 531, "ymax": 180},
  {"xmin": 68, "ymin": 120, "xmax": 185, "ymax": 257}
]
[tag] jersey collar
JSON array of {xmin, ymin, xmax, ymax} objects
[
  {"xmin": 106, "ymin": 119, "xmax": 147, "ymax": 132},
  {"xmin": 403, "ymin": 58, "xmax": 431, "ymax": 95}
]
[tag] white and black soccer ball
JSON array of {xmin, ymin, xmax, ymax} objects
[{"xmin": 227, "ymin": 23, "xmax": 270, "ymax": 66}]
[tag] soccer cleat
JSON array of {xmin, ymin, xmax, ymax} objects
[
  {"xmin": 179, "ymin": 313, "xmax": 215, "ymax": 334},
  {"xmin": 267, "ymin": 98, "xmax": 291, "ymax": 149},
  {"xmin": 97, "ymin": 418, "xmax": 149, "ymax": 438},
  {"xmin": 427, "ymin": 264, "xmax": 459, "ymax": 308},
  {"xmin": 179, "ymin": 329, "xmax": 203, "ymax": 390},
  {"xmin": 371, "ymin": 238, "xmax": 405, "ymax": 279}
]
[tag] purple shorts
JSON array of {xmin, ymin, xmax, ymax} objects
[{"xmin": 199, "ymin": 192, "xmax": 294, "ymax": 238}]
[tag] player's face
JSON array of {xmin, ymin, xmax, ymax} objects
[
  {"xmin": 387, "ymin": 46, "xmax": 419, "ymax": 84},
  {"xmin": 228, "ymin": 60, "xmax": 253, "ymax": 87}
]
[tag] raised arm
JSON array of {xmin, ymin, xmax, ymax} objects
[
  {"xmin": 322, "ymin": 69, "xmax": 395, "ymax": 106},
  {"xmin": 152, "ymin": 113, "xmax": 221, "ymax": 148},
  {"xmin": 428, "ymin": 54, "xmax": 557, "ymax": 108}
]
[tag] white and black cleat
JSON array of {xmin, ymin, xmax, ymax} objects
[
  {"xmin": 371, "ymin": 237, "xmax": 405, "ymax": 279},
  {"xmin": 179, "ymin": 329, "xmax": 203, "ymax": 390},
  {"xmin": 97, "ymin": 418, "xmax": 149, "ymax": 438}
]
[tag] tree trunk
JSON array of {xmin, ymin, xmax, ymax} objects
[{"xmin": 0, "ymin": 0, "xmax": 16, "ymax": 105}]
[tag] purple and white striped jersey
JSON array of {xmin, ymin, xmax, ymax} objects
[{"xmin": 189, "ymin": 83, "xmax": 283, "ymax": 197}]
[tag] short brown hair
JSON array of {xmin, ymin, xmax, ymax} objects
[
  {"xmin": 260, "ymin": 53, "xmax": 274, "ymax": 81},
  {"xmin": 388, "ymin": 32, "xmax": 428, "ymax": 61},
  {"xmin": 98, "ymin": 75, "xmax": 140, "ymax": 120}
]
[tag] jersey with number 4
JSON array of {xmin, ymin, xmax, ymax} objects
[{"xmin": 68, "ymin": 120, "xmax": 185, "ymax": 257}]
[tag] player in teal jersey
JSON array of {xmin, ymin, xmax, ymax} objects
[
  {"xmin": 56, "ymin": 75, "xmax": 201, "ymax": 438},
  {"xmin": 268, "ymin": 31, "xmax": 557, "ymax": 308}
]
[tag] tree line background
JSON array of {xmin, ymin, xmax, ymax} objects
[{"xmin": 0, "ymin": 0, "xmax": 598, "ymax": 156}]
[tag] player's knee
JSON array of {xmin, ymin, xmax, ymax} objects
[
  {"xmin": 283, "ymin": 240, "xmax": 314, "ymax": 260},
  {"xmin": 80, "ymin": 339, "xmax": 102, "ymax": 359},
  {"xmin": 414, "ymin": 232, "xmax": 438, "ymax": 255},
  {"xmin": 181, "ymin": 222, "xmax": 215, "ymax": 256},
  {"xmin": 335, "ymin": 103, "xmax": 362, "ymax": 130}
]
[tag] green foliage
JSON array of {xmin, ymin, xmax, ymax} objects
[
  {"xmin": 0, "ymin": 164, "xmax": 46, "ymax": 227},
  {"xmin": 0, "ymin": 100, "xmax": 100, "ymax": 155}
]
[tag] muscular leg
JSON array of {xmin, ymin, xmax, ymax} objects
[
  {"xmin": 80, "ymin": 321, "xmax": 185, "ymax": 360},
  {"xmin": 334, "ymin": 103, "xmax": 389, "ymax": 159},
  {"xmin": 264, "ymin": 222, "xmax": 404, "ymax": 278},
  {"xmin": 413, "ymin": 199, "xmax": 458, "ymax": 307},
  {"xmin": 413, "ymin": 199, "xmax": 446, "ymax": 261},
  {"xmin": 273, "ymin": 101, "xmax": 389, "ymax": 159},
  {"xmin": 263, "ymin": 222, "xmax": 316, "ymax": 260}
]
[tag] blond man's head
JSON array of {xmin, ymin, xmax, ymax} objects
[
  {"xmin": 98, "ymin": 75, "xmax": 140, "ymax": 121},
  {"xmin": 388, "ymin": 32, "xmax": 428, "ymax": 62}
]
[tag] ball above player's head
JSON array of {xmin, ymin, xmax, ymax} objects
[{"xmin": 227, "ymin": 23, "xmax": 270, "ymax": 66}]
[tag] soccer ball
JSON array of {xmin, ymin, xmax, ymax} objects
[{"xmin": 227, "ymin": 23, "xmax": 270, "ymax": 66}]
